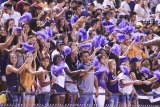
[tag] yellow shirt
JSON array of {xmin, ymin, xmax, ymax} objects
[
  {"xmin": 128, "ymin": 46, "xmax": 146, "ymax": 59},
  {"xmin": 20, "ymin": 70, "xmax": 35, "ymax": 91}
]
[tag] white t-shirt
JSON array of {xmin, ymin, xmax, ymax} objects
[
  {"xmin": 103, "ymin": 0, "xmax": 115, "ymax": 8},
  {"xmin": 1, "ymin": 11, "xmax": 21, "ymax": 26},
  {"xmin": 118, "ymin": 73, "xmax": 133, "ymax": 95},
  {"xmin": 51, "ymin": 63, "xmax": 68, "ymax": 88},
  {"xmin": 155, "ymin": 4, "xmax": 160, "ymax": 20},
  {"xmin": 134, "ymin": 4, "xmax": 146, "ymax": 21},
  {"xmin": 37, "ymin": 67, "xmax": 51, "ymax": 92},
  {"xmin": 109, "ymin": 17, "xmax": 117, "ymax": 25},
  {"xmin": 93, "ymin": 1, "xmax": 104, "ymax": 9},
  {"xmin": 119, "ymin": 1, "xmax": 131, "ymax": 16},
  {"xmin": 144, "ymin": 7, "xmax": 151, "ymax": 20}
]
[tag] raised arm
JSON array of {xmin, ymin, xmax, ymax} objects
[{"xmin": 6, "ymin": 57, "xmax": 30, "ymax": 74}]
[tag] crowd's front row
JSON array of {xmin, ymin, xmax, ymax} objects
[{"xmin": 2, "ymin": 46, "xmax": 160, "ymax": 107}]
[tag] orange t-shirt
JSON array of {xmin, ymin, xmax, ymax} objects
[
  {"xmin": 128, "ymin": 46, "xmax": 146, "ymax": 59},
  {"xmin": 20, "ymin": 70, "xmax": 35, "ymax": 91}
]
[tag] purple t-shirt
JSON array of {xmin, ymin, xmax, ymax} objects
[{"xmin": 107, "ymin": 72, "xmax": 119, "ymax": 93}]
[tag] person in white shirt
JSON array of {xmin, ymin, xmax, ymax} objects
[
  {"xmin": 94, "ymin": 0, "xmax": 105, "ymax": 9},
  {"xmin": 51, "ymin": 40, "xmax": 65, "ymax": 61},
  {"xmin": 37, "ymin": 56, "xmax": 56, "ymax": 105},
  {"xmin": 134, "ymin": 0, "xmax": 146, "ymax": 21},
  {"xmin": 109, "ymin": 8, "xmax": 117, "ymax": 25},
  {"xmin": 119, "ymin": 0, "xmax": 131, "ymax": 16},
  {"xmin": 103, "ymin": 0, "xmax": 115, "ymax": 8},
  {"xmin": 142, "ymin": 0, "xmax": 152, "ymax": 21},
  {"xmin": 1, "ymin": 3, "xmax": 21, "ymax": 26},
  {"xmin": 118, "ymin": 61, "xmax": 140, "ymax": 107},
  {"xmin": 155, "ymin": 2, "xmax": 160, "ymax": 20}
]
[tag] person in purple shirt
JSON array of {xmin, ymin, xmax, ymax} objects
[
  {"xmin": 106, "ymin": 59, "xmax": 119, "ymax": 107},
  {"xmin": 70, "ymin": 5, "xmax": 82, "ymax": 25}
]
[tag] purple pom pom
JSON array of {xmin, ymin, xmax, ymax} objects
[
  {"xmin": 110, "ymin": 44, "xmax": 121, "ymax": 56},
  {"xmin": 93, "ymin": 57, "xmax": 100, "ymax": 70},
  {"xmin": 132, "ymin": 33, "xmax": 141, "ymax": 42},
  {"xmin": 78, "ymin": 28, "xmax": 87, "ymax": 41},
  {"xmin": 92, "ymin": 35, "xmax": 101, "ymax": 48},
  {"xmin": 63, "ymin": 46, "xmax": 71, "ymax": 56},
  {"xmin": 157, "ymin": 52, "xmax": 160, "ymax": 59},
  {"xmin": 116, "ymin": 33, "xmax": 127, "ymax": 42},
  {"xmin": 100, "ymin": 36, "xmax": 109, "ymax": 47},
  {"xmin": 13, "ymin": 27, "xmax": 22, "ymax": 32},
  {"xmin": 118, "ymin": 19, "xmax": 126, "ymax": 28},
  {"xmin": 154, "ymin": 70, "xmax": 160, "ymax": 81},
  {"xmin": 80, "ymin": 43, "xmax": 92, "ymax": 49},
  {"xmin": 19, "ymin": 12, "xmax": 32, "ymax": 23},
  {"xmin": 50, "ymin": 62, "xmax": 65, "ymax": 75},
  {"xmin": 120, "ymin": 65, "xmax": 129, "ymax": 75},
  {"xmin": 21, "ymin": 42, "xmax": 34, "ymax": 52},
  {"xmin": 50, "ymin": 65, "xmax": 63, "ymax": 75},
  {"xmin": 140, "ymin": 67, "xmax": 151, "ymax": 76},
  {"xmin": 37, "ymin": 30, "xmax": 49, "ymax": 41},
  {"xmin": 45, "ymin": 26, "xmax": 53, "ymax": 37},
  {"xmin": 105, "ymin": 25, "xmax": 114, "ymax": 33},
  {"xmin": 95, "ymin": 66, "xmax": 109, "ymax": 75},
  {"xmin": 119, "ymin": 56, "xmax": 128, "ymax": 65}
]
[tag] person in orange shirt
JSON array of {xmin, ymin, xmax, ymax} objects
[
  {"xmin": 128, "ymin": 42, "xmax": 146, "ymax": 59},
  {"xmin": 20, "ymin": 52, "xmax": 47, "ymax": 107}
]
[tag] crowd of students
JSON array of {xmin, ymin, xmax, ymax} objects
[{"xmin": 0, "ymin": 0, "xmax": 160, "ymax": 106}]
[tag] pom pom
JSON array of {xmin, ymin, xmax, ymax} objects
[
  {"xmin": 19, "ymin": 12, "xmax": 32, "ymax": 23},
  {"xmin": 118, "ymin": 19, "xmax": 127, "ymax": 28},
  {"xmin": 78, "ymin": 28, "xmax": 87, "ymax": 41},
  {"xmin": 126, "ymin": 25, "xmax": 135, "ymax": 34},
  {"xmin": 45, "ymin": 26, "xmax": 53, "ymax": 37},
  {"xmin": 50, "ymin": 62, "xmax": 65, "ymax": 75},
  {"xmin": 120, "ymin": 65, "xmax": 129, "ymax": 75},
  {"xmin": 140, "ymin": 67, "xmax": 151, "ymax": 76},
  {"xmin": 21, "ymin": 42, "xmax": 34, "ymax": 52},
  {"xmin": 157, "ymin": 52, "xmax": 160, "ymax": 59},
  {"xmin": 110, "ymin": 44, "xmax": 121, "ymax": 56},
  {"xmin": 13, "ymin": 27, "xmax": 22, "ymax": 32},
  {"xmin": 116, "ymin": 33, "xmax": 126, "ymax": 42},
  {"xmin": 93, "ymin": 57, "xmax": 100, "ymax": 70},
  {"xmin": 105, "ymin": 25, "xmax": 114, "ymax": 33},
  {"xmin": 154, "ymin": 70, "xmax": 160, "ymax": 81},
  {"xmin": 80, "ymin": 43, "xmax": 92, "ymax": 49},
  {"xmin": 100, "ymin": 36, "xmax": 109, "ymax": 47},
  {"xmin": 130, "ymin": 57, "xmax": 142, "ymax": 64},
  {"xmin": 36, "ymin": 30, "xmax": 49, "ymax": 41},
  {"xmin": 119, "ymin": 56, "xmax": 128, "ymax": 65},
  {"xmin": 63, "ymin": 46, "xmax": 71, "ymax": 56},
  {"xmin": 95, "ymin": 66, "xmax": 109, "ymax": 75},
  {"xmin": 92, "ymin": 35, "xmax": 101, "ymax": 48},
  {"xmin": 131, "ymin": 33, "xmax": 141, "ymax": 42}
]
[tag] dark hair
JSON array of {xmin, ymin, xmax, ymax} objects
[
  {"xmin": 5, "ymin": 18, "xmax": 14, "ymax": 34},
  {"xmin": 52, "ymin": 54, "xmax": 62, "ymax": 65},
  {"xmin": 4, "ymin": 3, "xmax": 12, "ymax": 9},
  {"xmin": 97, "ymin": 54, "xmax": 104, "ymax": 61},
  {"xmin": 141, "ymin": 58, "xmax": 152, "ymax": 70},
  {"xmin": 91, "ymin": 18, "xmax": 99, "ymax": 27},
  {"xmin": 57, "ymin": 0, "xmax": 64, "ymax": 3},
  {"xmin": 72, "ymin": 5, "xmax": 81, "ymax": 12},
  {"xmin": 79, "ymin": 50, "xmax": 89, "ymax": 58},
  {"xmin": 130, "ymin": 11, "xmax": 137, "ymax": 18},
  {"xmin": 7, "ymin": 53, "xmax": 16, "ymax": 65}
]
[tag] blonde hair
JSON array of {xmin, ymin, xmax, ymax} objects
[
  {"xmin": 108, "ymin": 59, "xmax": 116, "ymax": 70},
  {"xmin": 72, "ymin": 16, "xmax": 86, "ymax": 31}
]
